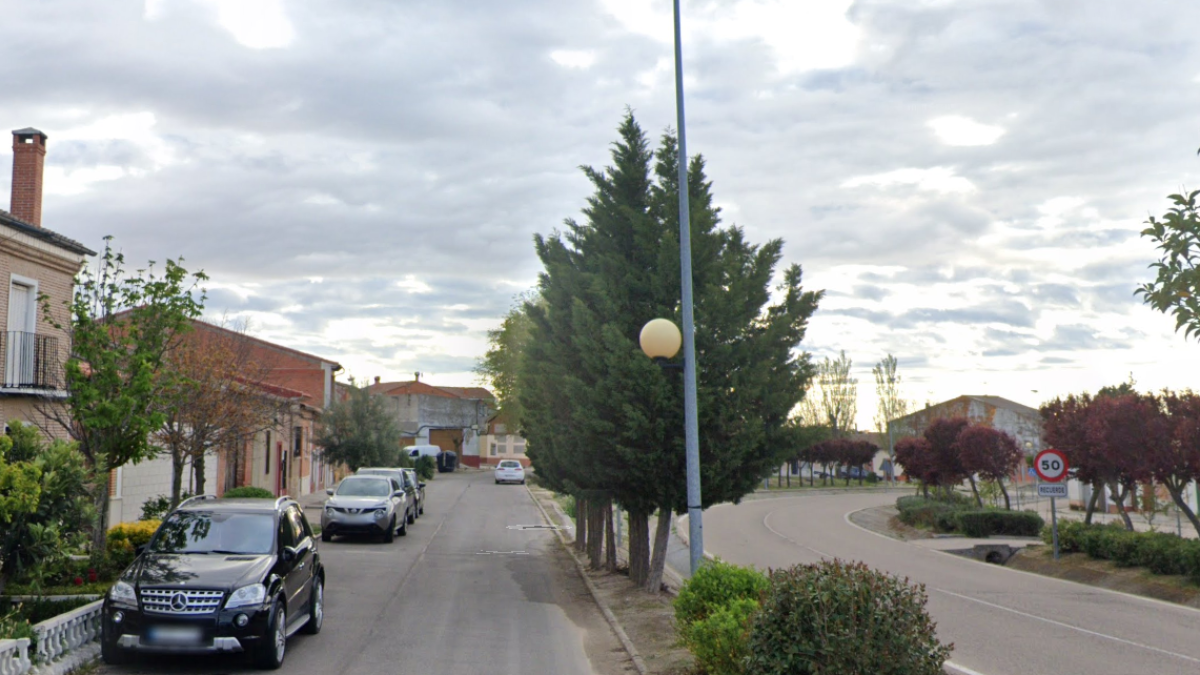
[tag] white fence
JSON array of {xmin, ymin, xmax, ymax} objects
[{"xmin": 0, "ymin": 600, "xmax": 102, "ymax": 675}]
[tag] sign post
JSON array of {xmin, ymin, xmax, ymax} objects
[{"xmin": 1034, "ymin": 449, "xmax": 1069, "ymax": 560}]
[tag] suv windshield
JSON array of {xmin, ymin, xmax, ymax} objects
[
  {"xmin": 336, "ymin": 478, "xmax": 391, "ymax": 497},
  {"xmin": 149, "ymin": 511, "xmax": 275, "ymax": 555}
]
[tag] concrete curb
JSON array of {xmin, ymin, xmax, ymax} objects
[{"xmin": 525, "ymin": 486, "xmax": 648, "ymax": 675}]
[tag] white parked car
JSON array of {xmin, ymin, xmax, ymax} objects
[{"xmin": 494, "ymin": 460, "xmax": 526, "ymax": 485}]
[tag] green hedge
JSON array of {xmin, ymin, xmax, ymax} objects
[
  {"xmin": 956, "ymin": 510, "xmax": 1044, "ymax": 538},
  {"xmin": 222, "ymin": 486, "xmax": 275, "ymax": 499},
  {"xmin": 896, "ymin": 496, "xmax": 1042, "ymax": 537},
  {"xmin": 1048, "ymin": 521, "xmax": 1200, "ymax": 579}
]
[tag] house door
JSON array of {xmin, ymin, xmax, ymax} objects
[{"xmin": 5, "ymin": 282, "xmax": 34, "ymax": 387}]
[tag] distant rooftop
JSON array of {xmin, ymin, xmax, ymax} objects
[{"xmin": 0, "ymin": 208, "xmax": 94, "ymax": 256}]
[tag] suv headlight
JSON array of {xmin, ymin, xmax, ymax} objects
[
  {"xmin": 225, "ymin": 583, "xmax": 266, "ymax": 610},
  {"xmin": 109, "ymin": 580, "xmax": 137, "ymax": 605}
]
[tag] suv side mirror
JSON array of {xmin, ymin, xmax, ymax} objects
[
  {"xmin": 419, "ymin": 483, "xmax": 426, "ymax": 489},
  {"xmin": 325, "ymin": 488, "xmax": 334, "ymax": 496},
  {"xmin": 282, "ymin": 546, "xmax": 298, "ymax": 563},
  {"xmin": 393, "ymin": 490, "xmax": 405, "ymax": 498}
]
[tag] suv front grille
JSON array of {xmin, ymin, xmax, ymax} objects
[{"xmin": 141, "ymin": 589, "xmax": 225, "ymax": 615}]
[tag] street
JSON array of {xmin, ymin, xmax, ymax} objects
[
  {"xmin": 701, "ymin": 490, "xmax": 1200, "ymax": 675},
  {"xmin": 96, "ymin": 470, "xmax": 629, "ymax": 675}
]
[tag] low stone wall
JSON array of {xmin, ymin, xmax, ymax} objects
[{"xmin": 0, "ymin": 599, "xmax": 102, "ymax": 675}]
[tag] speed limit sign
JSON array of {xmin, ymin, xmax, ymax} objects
[{"xmin": 1034, "ymin": 449, "xmax": 1069, "ymax": 483}]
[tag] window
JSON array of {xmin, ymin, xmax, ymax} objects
[
  {"xmin": 496, "ymin": 433, "xmax": 508, "ymax": 444},
  {"xmin": 278, "ymin": 513, "xmax": 297, "ymax": 549},
  {"xmin": 265, "ymin": 431, "xmax": 272, "ymax": 475},
  {"xmin": 514, "ymin": 439, "xmax": 526, "ymax": 455},
  {"xmin": 293, "ymin": 426, "xmax": 303, "ymax": 457},
  {"xmin": 490, "ymin": 443, "xmax": 498, "ymax": 456}
]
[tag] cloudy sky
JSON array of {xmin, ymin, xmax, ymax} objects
[{"xmin": 4, "ymin": 0, "xmax": 1200, "ymax": 429}]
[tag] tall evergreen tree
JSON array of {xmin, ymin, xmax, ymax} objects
[{"xmin": 521, "ymin": 112, "xmax": 821, "ymax": 590}]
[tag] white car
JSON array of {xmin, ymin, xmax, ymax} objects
[{"xmin": 494, "ymin": 460, "xmax": 526, "ymax": 485}]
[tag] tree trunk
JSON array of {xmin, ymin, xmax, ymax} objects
[
  {"xmin": 808, "ymin": 463, "xmax": 814, "ymax": 487},
  {"xmin": 575, "ymin": 497, "xmax": 588, "ymax": 553},
  {"xmin": 588, "ymin": 496, "xmax": 605, "ymax": 570},
  {"xmin": 628, "ymin": 509, "xmax": 650, "ymax": 586},
  {"xmin": 193, "ymin": 453, "xmax": 207, "ymax": 495},
  {"xmin": 967, "ymin": 476, "xmax": 982, "ymax": 507},
  {"xmin": 91, "ymin": 476, "xmax": 111, "ymax": 553},
  {"xmin": 999, "ymin": 479, "xmax": 1011, "ymax": 510},
  {"xmin": 1108, "ymin": 481, "xmax": 1135, "ymax": 530},
  {"xmin": 1165, "ymin": 482, "xmax": 1200, "ymax": 538},
  {"xmin": 605, "ymin": 500, "xmax": 617, "ymax": 570},
  {"xmin": 1084, "ymin": 481, "xmax": 1101, "ymax": 524},
  {"xmin": 170, "ymin": 448, "xmax": 186, "ymax": 508},
  {"xmin": 645, "ymin": 508, "xmax": 672, "ymax": 593}
]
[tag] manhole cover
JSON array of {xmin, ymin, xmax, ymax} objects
[{"xmin": 507, "ymin": 524, "xmax": 559, "ymax": 531}]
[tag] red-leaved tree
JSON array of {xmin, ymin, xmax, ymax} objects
[
  {"xmin": 1152, "ymin": 390, "xmax": 1200, "ymax": 536},
  {"xmin": 1084, "ymin": 394, "xmax": 1161, "ymax": 530},
  {"xmin": 894, "ymin": 436, "xmax": 933, "ymax": 496},
  {"xmin": 956, "ymin": 425, "xmax": 1023, "ymax": 509},
  {"xmin": 1041, "ymin": 394, "xmax": 1103, "ymax": 522}
]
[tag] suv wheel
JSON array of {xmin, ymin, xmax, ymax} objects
[
  {"xmin": 253, "ymin": 600, "xmax": 286, "ymax": 670},
  {"xmin": 407, "ymin": 508, "xmax": 415, "ymax": 524},
  {"xmin": 101, "ymin": 624, "xmax": 127, "ymax": 665},
  {"xmin": 383, "ymin": 517, "xmax": 395, "ymax": 543},
  {"xmin": 302, "ymin": 578, "xmax": 323, "ymax": 635},
  {"xmin": 398, "ymin": 513, "xmax": 408, "ymax": 536}
]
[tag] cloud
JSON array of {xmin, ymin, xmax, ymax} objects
[{"xmin": 927, "ymin": 115, "xmax": 1006, "ymax": 147}]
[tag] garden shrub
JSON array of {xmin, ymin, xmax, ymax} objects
[
  {"xmin": 415, "ymin": 455, "xmax": 436, "ymax": 481},
  {"xmin": 956, "ymin": 510, "xmax": 1044, "ymax": 538},
  {"xmin": 106, "ymin": 520, "xmax": 161, "ymax": 569},
  {"xmin": 897, "ymin": 502, "xmax": 957, "ymax": 530},
  {"xmin": 674, "ymin": 560, "xmax": 769, "ymax": 628},
  {"xmin": 1040, "ymin": 521, "xmax": 1200, "ymax": 580},
  {"xmin": 681, "ymin": 597, "xmax": 759, "ymax": 675},
  {"xmin": 222, "ymin": 486, "xmax": 275, "ymax": 499},
  {"xmin": 745, "ymin": 559, "xmax": 951, "ymax": 675}
]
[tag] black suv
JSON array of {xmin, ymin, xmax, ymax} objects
[{"xmin": 101, "ymin": 495, "xmax": 325, "ymax": 670}]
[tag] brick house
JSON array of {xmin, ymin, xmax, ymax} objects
[
  {"xmin": 108, "ymin": 320, "xmax": 346, "ymax": 524},
  {"xmin": 368, "ymin": 375, "xmax": 494, "ymax": 467},
  {"xmin": 887, "ymin": 394, "xmax": 1043, "ymax": 485},
  {"xmin": 0, "ymin": 128, "xmax": 94, "ymax": 435}
]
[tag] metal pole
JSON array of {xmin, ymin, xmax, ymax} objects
[
  {"xmin": 673, "ymin": 0, "xmax": 703, "ymax": 575},
  {"xmin": 1051, "ymin": 496, "xmax": 1060, "ymax": 561}
]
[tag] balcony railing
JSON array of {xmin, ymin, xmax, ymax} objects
[{"xmin": 1, "ymin": 331, "xmax": 62, "ymax": 390}]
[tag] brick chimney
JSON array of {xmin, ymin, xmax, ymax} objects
[{"xmin": 10, "ymin": 128, "xmax": 47, "ymax": 227}]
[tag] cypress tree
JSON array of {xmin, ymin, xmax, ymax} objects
[{"xmin": 522, "ymin": 112, "xmax": 822, "ymax": 590}]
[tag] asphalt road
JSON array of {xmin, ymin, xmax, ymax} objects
[
  {"xmin": 701, "ymin": 490, "xmax": 1200, "ymax": 675},
  {"xmin": 97, "ymin": 470, "xmax": 627, "ymax": 675}
]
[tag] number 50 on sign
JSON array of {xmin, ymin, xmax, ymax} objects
[{"xmin": 1034, "ymin": 449, "xmax": 1068, "ymax": 483}]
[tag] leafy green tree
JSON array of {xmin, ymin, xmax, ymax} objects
[
  {"xmin": 0, "ymin": 421, "xmax": 92, "ymax": 594},
  {"xmin": 42, "ymin": 237, "xmax": 206, "ymax": 552},
  {"xmin": 1138, "ymin": 190, "xmax": 1200, "ymax": 339},
  {"xmin": 474, "ymin": 296, "xmax": 535, "ymax": 429},
  {"xmin": 314, "ymin": 384, "xmax": 402, "ymax": 472},
  {"xmin": 521, "ymin": 112, "xmax": 821, "ymax": 591},
  {"xmin": 873, "ymin": 353, "xmax": 909, "ymax": 483}
]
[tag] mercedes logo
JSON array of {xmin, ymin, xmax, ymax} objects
[{"xmin": 170, "ymin": 593, "xmax": 188, "ymax": 611}]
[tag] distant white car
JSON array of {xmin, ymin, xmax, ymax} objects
[{"xmin": 494, "ymin": 460, "xmax": 526, "ymax": 485}]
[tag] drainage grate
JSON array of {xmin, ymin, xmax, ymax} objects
[{"xmin": 507, "ymin": 524, "xmax": 559, "ymax": 531}]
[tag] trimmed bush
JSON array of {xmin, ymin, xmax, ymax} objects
[
  {"xmin": 415, "ymin": 455, "xmax": 436, "ymax": 481},
  {"xmin": 682, "ymin": 597, "xmax": 759, "ymax": 675},
  {"xmin": 675, "ymin": 560, "xmax": 769, "ymax": 628},
  {"xmin": 745, "ymin": 560, "xmax": 951, "ymax": 675},
  {"xmin": 956, "ymin": 510, "xmax": 1044, "ymax": 538},
  {"xmin": 897, "ymin": 501, "xmax": 957, "ymax": 530},
  {"xmin": 106, "ymin": 520, "xmax": 161, "ymax": 570},
  {"xmin": 1041, "ymin": 521, "xmax": 1200, "ymax": 581},
  {"xmin": 222, "ymin": 486, "xmax": 275, "ymax": 499}
]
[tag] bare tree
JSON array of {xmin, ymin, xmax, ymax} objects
[
  {"xmin": 873, "ymin": 354, "xmax": 910, "ymax": 484},
  {"xmin": 814, "ymin": 351, "xmax": 858, "ymax": 437},
  {"xmin": 156, "ymin": 320, "xmax": 288, "ymax": 505}
]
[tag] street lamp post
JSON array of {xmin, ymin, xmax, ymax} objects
[{"xmin": 639, "ymin": 317, "xmax": 703, "ymax": 574}]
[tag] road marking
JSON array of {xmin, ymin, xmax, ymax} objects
[
  {"xmin": 936, "ymin": 589, "xmax": 1200, "ymax": 664},
  {"xmin": 943, "ymin": 661, "xmax": 989, "ymax": 675},
  {"xmin": 475, "ymin": 550, "xmax": 529, "ymax": 555},
  {"xmin": 761, "ymin": 510, "xmax": 834, "ymax": 558}
]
